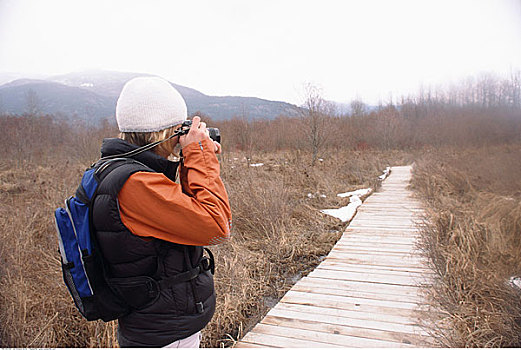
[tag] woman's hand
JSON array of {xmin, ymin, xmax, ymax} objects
[
  {"xmin": 179, "ymin": 116, "xmax": 210, "ymax": 148},
  {"xmin": 179, "ymin": 116, "xmax": 222, "ymax": 154},
  {"xmin": 213, "ymin": 141, "xmax": 222, "ymax": 154}
]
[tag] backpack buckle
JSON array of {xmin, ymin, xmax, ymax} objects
[
  {"xmin": 201, "ymin": 248, "xmax": 215, "ymax": 275},
  {"xmin": 196, "ymin": 301, "xmax": 204, "ymax": 313}
]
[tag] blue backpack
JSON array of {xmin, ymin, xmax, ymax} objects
[
  {"xmin": 54, "ymin": 135, "xmax": 216, "ymax": 322},
  {"xmin": 54, "ymin": 138, "xmax": 173, "ymax": 321},
  {"xmin": 54, "ymin": 159, "xmax": 132, "ymax": 321}
]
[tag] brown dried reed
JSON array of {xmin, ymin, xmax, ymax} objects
[
  {"xmin": 0, "ymin": 117, "xmax": 408, "ymax": 347},
  {"xmin": 411, "ymin": 144, "xmax": 521, "ymax": 347}
]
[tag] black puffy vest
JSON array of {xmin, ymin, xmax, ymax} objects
[{"xmin": 92, "ymin": 138, "xmax": 216, "ymax": 347}]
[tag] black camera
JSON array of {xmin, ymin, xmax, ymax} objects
[{"xmin": 177, "ymin": 120, "xmax": 221, "ymax": 144}]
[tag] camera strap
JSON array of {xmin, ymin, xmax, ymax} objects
[{"xmin": 94, "ymin": 128, "xmax": 185, "ymax": 165}]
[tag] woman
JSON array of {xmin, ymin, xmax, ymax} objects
[{"xmin": 91, "ymin": 76, "xmax": 231, "ymax": 347}]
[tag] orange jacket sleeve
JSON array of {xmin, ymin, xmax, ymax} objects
[{"xmin": 117, "ymin": 139, "xmax": 232, "ymax": 246}]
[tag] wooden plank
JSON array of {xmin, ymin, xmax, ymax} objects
[
  {"xmin": 352, "ymin": 215, "xmax": 420, "ymax": 221},
  {"xmin": 328, "ymin": 251, "xmax": 425, "ymax": 262},
  {"xmin": 358, "ymin": 205, "xmax": 420, "ymax": 209},
  {"xmin": 364, "ymin": 198, "xmax": 416, "ymax": 203},
  {"xmin": 317, "ymin": 260, "xmax": 433, "ymax": 276},
  {"xmin": 358, "ymin": 202, "xmax": 422, "ymax": 207},
  {"xmin": 358, "ymin": 205, "xmax": 422, "ymax": 210},
  {"xmin": 331, "ymin": 246, "xmax": 421, "ymax": 256},
  {"xmin": 335, "ymin": 241, "xmax": 417, "ymax": 249},
  {"xmin": 329, "ymin": 250, "xmax": 425, "ymax": 260},
  {"xmin": 347, "ymin": 225, "xmax": 419, "ymax": 231},
  {"xmin": 349, "ymin": 222, "xmax": 419, "ymax": 227},
  {"xmin": 355, "ymin": 209, "xmax": 420, "ymax": 214},
  {"xmin": 338, "ymin": 238, "xmax": 421, "ymax": 245},
  {"xmin": 338, "ymin": 238, "xmax": 421, "ymax": 244},
  {"xmin": 299, "ymin": 277, "xmax": 423, "ymax": 298},
  {"xmin": 339, "ymin": 240, "xmax": 418, "ymax": 247},
  {"xmin": 347, "ymin": 225, "xmax": 418, "ymax": 231},
  {"xmin": 352, "ymin": 215, "xmax": 419, "ymax": 222},
  {"xmin": 357, "ymin": 208, "xmax": 423, "ymax": 213},
  {"xmin": 272, "ymin": 302, "xmax": 422, "ymax": 327},
  {"xmin": 349, "ymin": 219, "xmax": 418, "ymax": 225},
  {"xmin": 251, "ymin": 323, "xmax": 412, "ymax": 348},
  {"xmin": 352, "ymin": 216, "xmax": 420, "ymax": 221},
  {"xmin": 318, "ymin": 259, "xmax": 430, "ymax": 272},
  {"xmin": 356, "ymin": 207, "xmax": 421, "ymax": 211},
  {"xmin": 337, "ymin": 239, "xmax": 420, "ymax": 247},
  {"xmin": 239, "ymin": 331, "xmax": 342, "ymax": 348},
  {"xmin": 292, "ymin": 282, "xmax": 423, "ymax": 303},
  {"xmin": 326, "ymin": 253, "xmax": 427, "ymax": 269},
  {"xmin": 340, "ymin": 235, "xmax": 418, "ymax": 245},
  {"xmin": 365, "ymin": 193, "xmax": 415, "ymax": 196},
  {"xmin": 291, "ymin": 280, "xmax": 423, "ymax": 304},
  {"xmin": 307, "ymin": 269, "xmax": 429, "ymax": 287},
  {"xmin": 234, "ymin": 341, "xmax": 269, "ymax": 348},
  {"xmin": 278, "ymin": 298, "xmax": 423, "ymax": 322},
  {"xmin": 341, "ymin": 234, "xmax": 420, "ymax": 241},
  {"xmin": 336, "ymin": 238, "xmax": 417, "ymax": 246},
  {"xmin": 371, "ymin": 196, "xmax": 416, "ymax": 199},
  {"xmin": 282, "ymin": 290, "xmax": 422, "ymax": 311},
  {"xmin": 327, "ymin": 250, "xmax": 426, "ymax": 262},
  {"xmin": 345, "ymin": 227, "xmax": 418, "ymax": 232},
  {"xmin": 261, "ymin": 315, "xmax": 434, "ymax": 347},
  {"xmin": 356, "ymin": 209, "xmax": 422, "ymax": 215},
  {"xmin": 325, "ymin": 254, "xmax": 425, "ymax": 267},
  {"xmin": 341, "ymin": 233, "xmax": 420, "ymax": 240},
  {"xmin": 343, "ymin": 230, "xmax": 419, "ymax": 237},
  {"xmin": 332, "ymin": 244, "xmax": 416, "ymax": 254},
  {"xmin": 363, "ymin": 200, "xmax": 415, "ymax": 203}
]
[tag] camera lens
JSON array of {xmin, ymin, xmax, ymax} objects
[
  {"xmin": 178, "ymin": 120, "xmax": 221, "ymax": 143},
  {"xmin": 208, "ymin": 128, "xmax": 221, "ymax": 143}
]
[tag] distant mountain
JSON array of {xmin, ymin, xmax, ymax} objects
[
  {"xmin": 0, "ymin": 79, "xmax": 114, "ymax": 119},
  {"xmin": 0, "ymin": 72, "xmax": 47, "ymax": 86},
  {"xmin": 0, "ymin": 70, "xmax": 299, "ymax": 121},
  {"xmin": 49, "ymin": 70, "xmax": 154, "ymax": 99}
]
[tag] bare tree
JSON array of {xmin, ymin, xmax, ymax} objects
[
  {"xmin": 0, "ymin": 94, "xmax": 4, "ymax": 116},
  {"xmin": 300, "ymin": 83, "xmax": 333, "ymax": 166},
  {"xmin": 350, "ymin": 99, "xmax": 367, "ymax": 118},
  {"xmin": 24, "ymin": 89, "xmax": 42, "ymax": 116}
]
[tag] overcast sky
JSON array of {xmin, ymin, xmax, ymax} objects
[{"xmin": 0, "ymin": 0, "xmax": 520, "ymax": 104}]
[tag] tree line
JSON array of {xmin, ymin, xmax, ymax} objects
[
  {"xmin": 1, "ymin": 72, "xmax": 520, "ymax": 166},
  {"xmin": 216, "ymin": 72, "xmax": 521, "ymax": 161}
]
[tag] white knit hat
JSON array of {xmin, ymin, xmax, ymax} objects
[{"xmin": 116, "ymin": 76, "xmax": 187, "ymax": 132}]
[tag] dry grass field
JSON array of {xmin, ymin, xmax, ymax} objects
[
  {"xmin": 411, "ymin": 144, "xmax": 521, "ymax": 347},
  {"xmin": 1, "ymin": 83, "xmax": 520, "ymax": 348},
  {"xmin": 0, "ymin": 116, "xmax": 414, "ymax": 347}
]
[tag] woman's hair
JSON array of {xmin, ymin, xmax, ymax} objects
[{"xmin": 119, "ymin": 124, "xmax": 181, "ymax": 158}]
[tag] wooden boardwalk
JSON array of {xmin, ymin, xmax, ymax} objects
[{"xmin": 235, "ymin": 165, "xmax": 436, "ymax": 348}]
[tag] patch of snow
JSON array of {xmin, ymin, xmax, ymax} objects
[
  {"xmin": 509, "ymin": 276, "xmax": 521, "ymax": 290},
  {"xmin": 379, "ymin": 166, "xmax": 391, "ymax": 180},
  {"xmin": 80, "ymin": 82, "xmax": 94, "ymax": 87},
  {"xmin": 321, "ymin": 195, "xmax": 362, "ymax": 222},
  {"xmin": 250, "ymin": 163, "xmax": 264, "ymax": 167},
  {"xmin": 318, "ymin": 158, "xmax": 324, "ymax": 162},
  {"xmin": 337, "ymin": 188, "xmax": 372, "ymax": 198},
  {"xmin": 307, "ymin": 192, "xmax": 327, "ymax": 199},
  {"xmin": 233, "ymin": 157, "xmax": 238, "ymax": 161}
]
